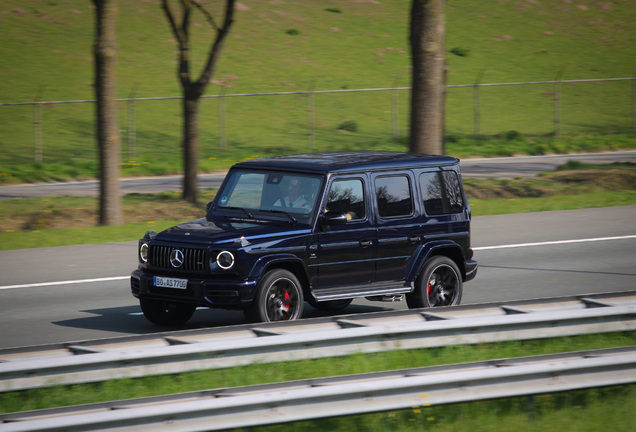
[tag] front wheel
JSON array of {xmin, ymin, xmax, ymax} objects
[
  {"xmin": 139, "ymin": 298, "xmax": 196, "ymax": 326},
  {"xmin": 406, "ymin": 256, "xmax": 463, "ymax": 309},
  {"xmin": 244, "ymin": 269, "xmax": 304, "ymax": 323}
]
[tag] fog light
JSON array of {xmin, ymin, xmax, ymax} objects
[{"xmin": 216, "ymin": 251, "xmax": 234, "ymax": 270}]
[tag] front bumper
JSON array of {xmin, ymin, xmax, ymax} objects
[{"xmin": 131, "ymin": 269, "xmax": 257, "ymax": 309}]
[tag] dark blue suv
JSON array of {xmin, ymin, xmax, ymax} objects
[{"xmin": 131, "ymin": 152, "xmax": 478, "ymax": 324}]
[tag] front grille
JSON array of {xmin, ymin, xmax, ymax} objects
[{"xmin": 150, "ymin": 245, "xmax": 207, "ymax": 271}]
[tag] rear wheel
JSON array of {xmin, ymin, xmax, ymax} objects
[
  {"xmin": 244, "ymin": 269, "xmax": 304, "ymax": 323},
  {"xmin": 406, "ymin": 256, "xmax": 462, "ymax": 309},
  {"xmin": 139, "ymin": 298, "xmax": 196, "ymax": 326}
]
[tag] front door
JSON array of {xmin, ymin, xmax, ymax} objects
[{"xmin": 310, "ymin": 176, "xmax": 375, "ymax": 298}]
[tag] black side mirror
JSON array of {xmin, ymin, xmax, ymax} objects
[{"xmin": 205, "ymin": 201, "xmax": 213, "ymax": 212}]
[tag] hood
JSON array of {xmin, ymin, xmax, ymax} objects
[{"xmin": 154, "ymin": 218, "xmax": 311, "ymax": 246}]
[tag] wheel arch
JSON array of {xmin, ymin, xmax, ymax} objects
[
  {"xmin": 248, "ymin": 254, "xmax": 311, "ymax": 297},
  {"xmin": 405, "ymin": 241, "xmax": 468, "ymax": 283}
]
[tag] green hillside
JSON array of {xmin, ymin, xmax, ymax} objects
[{"xmin": 1, "ymin": 0, "xmax": 635, "ymax": 181}]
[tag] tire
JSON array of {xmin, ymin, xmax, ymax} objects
[
  {"xmin": 140, "ymin": 298, "xmax": 196, "ymax": 326},
  {"xmin": 308, "ymin": 298, "xmax": 353, "ymax": 311},
  {"xmin": 406, "ymin": 256, "xmax": 463, "ymax": 309},
  {"xmin": 244, "ymin": 269, "xmax": 304, "ymax": 323}
]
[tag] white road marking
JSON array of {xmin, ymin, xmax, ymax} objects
[
  {"xmin": 0, "ymin": 276, "xmax": 129, "ymax": 291},
  {"xmin": 1, "ymin": 234, "xmax": 635, "ymax": 291},
  {"xmin": 473, "ymin": 235, "xmax": 636, "ymax": 251}
]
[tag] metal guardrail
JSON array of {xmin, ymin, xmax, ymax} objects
[
  {"xmin": 1, "ymin": 346, "xmax": 635, "ymax": 431},
  {"xmin": 1, "ymin": 291, "xmax": 635, "ymax": 393}
]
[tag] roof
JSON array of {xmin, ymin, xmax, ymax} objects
[{"xmin": 232, "ymin": 151, "xmax": 459, "ymax": 174}]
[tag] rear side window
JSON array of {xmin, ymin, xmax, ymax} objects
[
  {"xmin": 375, "ymin": 175, "xmax": 413, "ymax": 218},
  {"xmin": 420, "ymin": 171, "xmax": 465, "ymax": 215}
]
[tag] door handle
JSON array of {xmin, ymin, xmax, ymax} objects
[
  {"xmin": 408, "ymin": 236, "xmax": 421, "ymax": 243},
  {"xmin": 360, "ymin": 240, "xmax": 373, "ymax": 247}
]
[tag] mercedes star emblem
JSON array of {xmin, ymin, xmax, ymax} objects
[{"xmin": 170, "ymin": 249, "xmax": 185, "ymax": 268}]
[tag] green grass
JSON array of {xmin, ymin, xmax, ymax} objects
[
  {"xmin": 1, "ymin": 332, "xmax": 635, "ymax": 431},
  {"xmin": 1, "ymin": 1, "xmax": 635, "ymax": 183}
]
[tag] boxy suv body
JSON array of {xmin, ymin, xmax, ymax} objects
[{"xmin": 131, "ymin": 152, "xmax": 478, "ymax": 324}]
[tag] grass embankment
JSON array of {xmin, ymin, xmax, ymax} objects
[
  {"xmin": 1, "ymin": 163, "xmax": 634, "ymax": 250},
  {"xmin": 1, "ymin": 332, "xmax": 635, "ymax": 431},
  {"xmin": 1, "ymin": 1, "xmax": 635, "ymax": 183}
]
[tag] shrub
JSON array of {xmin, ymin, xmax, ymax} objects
[
  {"xmin": 503, "ymin": 130, "xmax": 522, "ymax": 141},
  {"xmin": 338, "ymin": 120, "xmax": 358, "ymax": 133},
  {"xmin": 450, "ymin": 47, "xmax": 470, "ymax": 57}
]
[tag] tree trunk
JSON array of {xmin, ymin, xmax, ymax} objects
[
  {"xmin": 162, "ymin": 0, "xmax": 235, "ymax": 205},
  {"xmin": 409, "ymin": 0, "xmax": 446, "ymax": 155},
  {"xmin": 183, "ymin": 93, "xmax": 199, "ymax": 203},
  {"xmin": 93, "ymin": 0, "xmax": 123, "ymax": 225}
]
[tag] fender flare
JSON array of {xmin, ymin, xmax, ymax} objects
[
  {"xmin": 247, "ymin": 253, "xmax": 310, "ymax": 286},
  {"xmin": 404, "ymin": 240, "xmax": 466, "ymax": 283}
]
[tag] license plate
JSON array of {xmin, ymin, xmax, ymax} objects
[{"xmin": 153, "ymin": 276, "xmax": 188, "ymax": 289}]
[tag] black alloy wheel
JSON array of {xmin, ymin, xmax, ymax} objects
[
  {"xmin": 406, "ymin": 256, "xmax": 463, "ymax": 309},
  {"xmin": 245, "ymin": 269, "xmax": 304, "ymax": 323}
]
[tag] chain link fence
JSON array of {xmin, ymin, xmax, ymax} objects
[{"xmin": 1, "ymin": 77, "xmax": 634, "ymax": 165}]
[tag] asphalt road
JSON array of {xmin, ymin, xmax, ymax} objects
[
  {"xmin": 1, "ymin": 151, "xmax": 635, "ymax": 200},
  {"xmin": 1, "ymin": 206, "xmax": 634, "ymax": 350}
]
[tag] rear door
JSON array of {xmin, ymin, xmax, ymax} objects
[{"xmin": 372, "ymin": 171, "xmax": 422, "ymax": 285}]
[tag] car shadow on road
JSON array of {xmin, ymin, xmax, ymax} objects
[{"xmin": 52, "ymin": 303, "xmax": 391, "ymax": 335}]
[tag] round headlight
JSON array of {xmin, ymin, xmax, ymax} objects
[
  {"xmin": 139, "ymin": 242, "xmax": 149, "ymax": 263},
  {"xmin": 216, "ymin": 251, "xmax": 235, "ymax": 270}
]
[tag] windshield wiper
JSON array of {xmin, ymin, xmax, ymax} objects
[
  {"xmin": 259, "ymin": 209, "xmax": 297, "ymax": 224},
  {"xmin": 222, "ymin": 206, "xmax": 253, "ymax": 219}
]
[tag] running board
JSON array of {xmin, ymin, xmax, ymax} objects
[{"xmin": 312, "ymin": 282, "xmax": 411, "ymax": 302}]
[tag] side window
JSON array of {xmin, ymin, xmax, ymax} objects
[
  {"xmin": 326, "ymin": 179, "xmax": 366, "ymax": 221},
  {"xmin": 375, "ymin": 175, "xmax": 413, "ymax": 218},
  {"xmin": 420, "ymin": 171, "xmax": 465, "ymax": 215}
]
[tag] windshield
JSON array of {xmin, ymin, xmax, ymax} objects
[{"xmin": 214, "ymin": 169, "xmax": 323, "ymax": 220}]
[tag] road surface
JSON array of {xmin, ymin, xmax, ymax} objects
[{"xmin": 0, "ymin": 206, "xmax": 634, "ymax": 349}]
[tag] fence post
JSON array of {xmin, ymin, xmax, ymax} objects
[
  {"xmin": 307, "ymin": 80, "xmax": 316, "ymax": 150},
  {"xmin": 392, "ymin": 75, "xmax": 401, "ymax": 140},
  {"xmin": 554, "ymin": 68, "xmax": 565, "ymax": 137},
  {"xmin": 33, "ymin": 86, "xmax": 45, "ymax": 164},
  {"xmin": 127, "ymin": 84, "xmax": 137, "ymax": 160},
  {"xmin": 473, "ymin": 70, "xmax": 484, "ymax": 140},
  {"xmin": 219, "ymin": 86, "xmax": 227, "ymax": 152},
  {"xmin": 632, "ymin": 72, "xmax": 636, "ymax": 135}
]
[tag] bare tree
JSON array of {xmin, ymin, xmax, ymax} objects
[
  {"xmin": 93, "ymin": 0, "xmax": 123, "ymax": 225},
  {"xmin": 409, "ymin": 0, "xmax": 446, "ymax": 155},
  {"xmin": 162, "ymin": 0, "xmax": 235, "ymax": 204}
]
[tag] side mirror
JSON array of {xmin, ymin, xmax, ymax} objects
[
  {"xmin": 321, "ymin": 211, "xmax": 348, "ymax": 226},
  {"xmin": 205, "ymin": 201, "xmax": 213, "ymax": 212}
]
